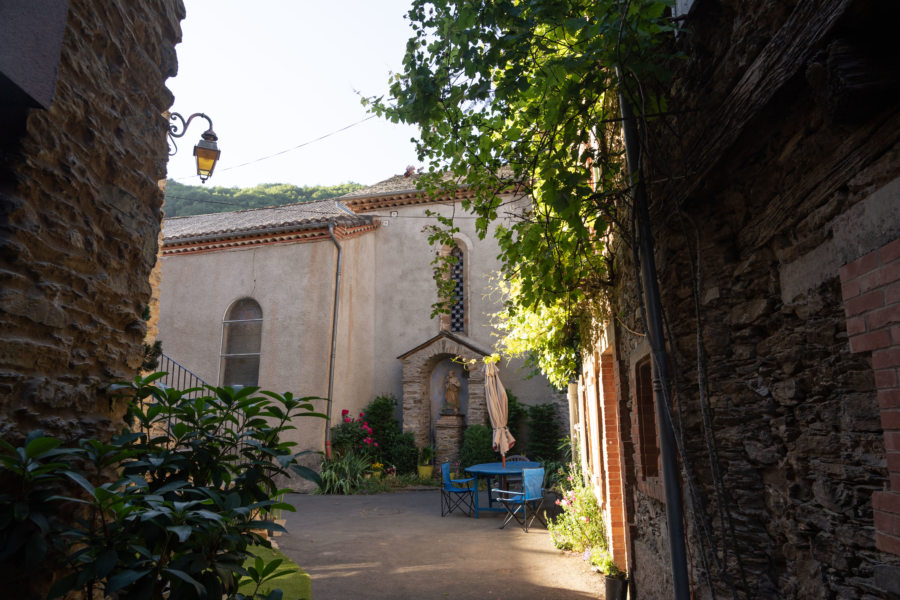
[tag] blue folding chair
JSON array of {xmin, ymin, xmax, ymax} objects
[
  {"xmin": 440, "ymin": 461, "xmax": 476, "ymax": 517},
  {"xmin": 492, "ymin": 467, "xmax": 547, "ymax": 532}
]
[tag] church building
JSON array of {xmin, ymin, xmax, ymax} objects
[{"xmin": 157, "ymin": 173, "xmax": 560, "ymax": 472}]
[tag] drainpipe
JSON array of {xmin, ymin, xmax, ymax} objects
[
  {"xmin": 324, "ymin": 223, "xmax": 343, "ymax": 459},
  {"xmin": 617, "ymin": 70, "xmax": 690, "ymax": 600}
]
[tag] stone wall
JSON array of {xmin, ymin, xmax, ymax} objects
[
  {"xmin": 606, "ymin": 1, "xmax": 900, "ymax": 598},
  {"xmin": 0, "ymin": 0, "xmax": 185, "ymax": 443}
]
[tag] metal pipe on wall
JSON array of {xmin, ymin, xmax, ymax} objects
[
  {"xmin": 617, "ymin": 71, "xmax": 691, "ymax": 600},
  {"xmin": 324, "ymin": 223, "xmax": 344, "ymax": 458}
]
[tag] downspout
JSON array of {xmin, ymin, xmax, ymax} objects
[
  {"xmin": 324, "ymin": 222, "xmax": 343, "ymax": 459},
  {"xmin": 617, "ymin": 70, "xmax": 691, "ymax": 600}
]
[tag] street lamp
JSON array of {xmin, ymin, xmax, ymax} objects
[{"xmin": 168, "ymin": 112, "xmax": 221, "ymax": 183}]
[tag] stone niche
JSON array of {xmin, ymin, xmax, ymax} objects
[{"xmin": 398, "ymin": 332, "xmax": 489, "ymax": 468}]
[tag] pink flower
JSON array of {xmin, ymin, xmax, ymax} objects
[
  {"xmin": 344, "ymin": 417, "xmax": 351, "ymax": 423},
  {"xmin": 341, "ymin": 409, "xmax": 349, "ymax": 416},
  {"xmin": 583, "ymin": 516, "xmax": 590, "ymax": 523},
  {"xmin": 555, "ymin": 499, "xmax": 561, "ymax": 505},
  {"xmin": 359, "ymin": 412, "xmax": 365, "ymax": 418},
  {"xmin": 374, "ymin": 442, "xmax": 379, "ymax": 447}
]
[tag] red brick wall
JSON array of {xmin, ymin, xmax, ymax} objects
[
  {"xmin": 599, "ymin": 352, "xmax": 629, "ymax": 570},
  {"xmin": 840, "ymin": 237, "xmax": 900, "ymax": 555}
]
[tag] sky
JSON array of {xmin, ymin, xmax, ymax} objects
[{"xmin": 165, "ymin": 1, "xmax": 421, "ymax": 189}]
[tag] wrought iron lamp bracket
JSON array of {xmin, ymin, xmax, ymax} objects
[{"xmin": 168, "ymin": 112, "xmax": 216, "ymax": 156}]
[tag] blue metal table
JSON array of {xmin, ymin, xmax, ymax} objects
[{"xmin": 465, "ymin": 461, "xmax": 541, "ymax": 518}]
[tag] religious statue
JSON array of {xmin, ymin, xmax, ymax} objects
[{"xmin": 443, "ymin": 370, "xmax": 461, "ymax": 413}]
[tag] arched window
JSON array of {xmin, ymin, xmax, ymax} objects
[
  {"xmin": 220, "ymin": 298, "xmax": 262, "ymax": 387},
  {"xmin": 449, "ymin": 246, "xmax": 465, "ymax": 333}
]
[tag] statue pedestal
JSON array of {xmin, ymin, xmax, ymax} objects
[{"xmin": 435, "ymin": 413, "xmax": 465, "ymax": 469}]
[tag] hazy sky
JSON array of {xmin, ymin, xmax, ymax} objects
[{"xmin": 165, "ymin": 1, "xmax": 420, "ymax": 189}]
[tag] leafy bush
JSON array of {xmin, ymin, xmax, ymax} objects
[
  {"xmin": 363, "ymin": 395, "xmax": 401, "ymax": 454},
  {"xmin": 418, "ymin": 444, "xmax": 434, "ymax": 466},
  {"xmin": 505, "ymin": 389, "xmax": 528, "ymax": 451},
  {"xmin": 457, "ymin": 425, "xmax": 498, "ymax": 468},
  {"xmin": 527, "ymin": 403, "xmax": 563, "ymax": 461},
  {"xmin": 547, "ymin": 463, "xmax": 607, "ymax": 553},
  {"xmin": 0, "ymin": 373, "xmax": 324, "ymax": 600},
  {"xmin": 317, "ymin": 453, "xmax": 371, "ymax": 495},
  {"xmin": 330, "ymin": 409, "xmax": 378, "ymax": 459},
  {"xmin": 388, "ymin": 432, "xmax": 418, "ymax": 475}
]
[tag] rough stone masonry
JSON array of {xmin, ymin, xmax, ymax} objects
[{"xmin": 0, "ymin": 0, "xmax": 185, "ymax": 443}]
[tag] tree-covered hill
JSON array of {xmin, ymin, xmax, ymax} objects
[{"xmin": 163, "ymin": 180, "xmax": 366, "ymax": 217}]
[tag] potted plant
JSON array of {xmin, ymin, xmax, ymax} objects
[
  {"xmin": 417, "ymin": 445, "xmax": 434, "ymax": 479},
  {"xmin": 590, "ymin": 550, "xmax": 628, "ymax": 600}
]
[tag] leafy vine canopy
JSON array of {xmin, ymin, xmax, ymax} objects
[{"xmin": 366, "ymin": 0, "xmax": 676, "ymax": 387}]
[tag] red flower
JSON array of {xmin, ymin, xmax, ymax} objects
[{"xmin": 341, "ymin": 409, "xmax": 349, "ymax": 416}]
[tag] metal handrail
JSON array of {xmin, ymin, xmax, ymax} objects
[{"xmin": 157, "ymin": 353, "xmax": 210, "ymax": 398}]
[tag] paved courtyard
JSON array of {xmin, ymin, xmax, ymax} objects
[{"xmin": 278, "ymin": 490, "xmax": 606, "ymax": 600}]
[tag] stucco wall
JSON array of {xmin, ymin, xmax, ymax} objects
[
  {"xmin": 0, "ymin": 0, "xmax": 184, "ymax": 443},
  {"xmin": 366, "ymin": 196, "xmax": 560, "ymax": 410},
  {"xmin": 158, "ymin": 233, "xmax": 376, "ymax": 459}
]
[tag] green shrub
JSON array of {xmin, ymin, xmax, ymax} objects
[
  {"xmin": 458, "ymin": 424, "xmax": 498, "ymax": 468},
  {"xmin": 547, "ymin": 463, "xmax": 607, "ymax": 553},
  {"xmin": 505, "ymin": 389, "xmax": 528, "ymax": 452},
  {"xmin": 527, "ymin": 402, "xmax": 562, "ymax": 461},
  {"xmin": 331, "ymin": 409, "xmax": 377, "ymax": 459},
  {"xmin": 389, "ymin": 432, "xmax": 418, "ymax": 474},
  {"xmin": 317, "ymin": 452, "xmax": 371, "ymax": 495},
  {"xmin": 363, "ymin": 395, "xmax": 401, "ymax": 457},
  {"xmin": 0, "ymin": 373, "xmax": 325, "ymax": 600}
]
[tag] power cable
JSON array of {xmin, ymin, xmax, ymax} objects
[{"xmin": 168, "ymin": 115, "xmax": 378, "ymax": 182}]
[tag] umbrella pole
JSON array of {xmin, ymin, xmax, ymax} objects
[{"xmin": 502, "ymin": 454, "xmax": 506, "ymax": 468}]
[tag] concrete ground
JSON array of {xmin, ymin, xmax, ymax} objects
[{"xmin": 277, "ymin": 490, "xmax": 605, "ymax": 600}]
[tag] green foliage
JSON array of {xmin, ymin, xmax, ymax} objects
[
  {"xmin": 527, "ymin": 403, "xmax": 563, "ymax": 462},
  {"xmin": 492, "ymin": 278, "xmax": 593, "ymax": 388},
  {"xmin": 237, "ymin": 546, "xmax": 310, "ymax": 600},
  {"xmin": 389, "ymin": 432, "xmax": 419, "ymax": 475},
  {"xmin": 589, "ymin": 548, "xmax": 626, "ymax": 579},
  {"xmin": 164, "ymin": 179, "xmax": 366, "ymax": 217},
  {"xmin": 361, "ymin": 395, "xmax": 403, "ymax": 465},
  {"xmin": 418, "ymin": 444, "xmax": 435, "ymax": 466},
  {"xmin": 548, "ymin": 463, "xmax": 608, "ymax": 553},
  {"xmin": 505, "ymin": 388, "xmax": 528, "ymax": 449},
  {"xmin": 0, "ymin": 373, "xmax": 325, "ymax": 600},
  {"xmin": 330, "ymin": 409, "xmax": 378, "ymax": 460},
  {"xmin": 543, "ymin": 436, "xmax": 575, "ymax": 490},
  {"xmin": 0, "ymin": 432, "xmax": 78, "ymax": 593},
  {"xmin": 457, "ymin": 425, "xmax": 498, "ymax": 468},
  {"xmin": 317, "ymin": 453, "xmax": 372, "ymax": 495},
  {"xmin": 367, "ymin": 0, "xmax": 676, "ymax": 385}
]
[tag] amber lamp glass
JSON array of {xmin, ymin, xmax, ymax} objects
[{"xmin": 193, "ymin": 132, "xmax": 221, "ymax": 183}]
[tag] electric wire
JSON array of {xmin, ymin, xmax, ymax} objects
[{"xmin": 168, "ymin": 115, "xmax": 377, "ymax": 182}]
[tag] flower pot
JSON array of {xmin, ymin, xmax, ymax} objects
[
  {"xmin": 604, "ymin": 576, "xmax": 627, "ymax": 600},
  {"xmin": 417, "ymin": 465, "xmax": 434, "ymax": 479}
]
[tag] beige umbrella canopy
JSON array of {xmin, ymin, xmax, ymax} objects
[{"xmin": 484, "ymin": 362, "xmax": 515, "ymax": 466}]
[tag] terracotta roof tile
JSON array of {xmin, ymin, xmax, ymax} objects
[{"xmin": 162, "ymin": 198, "xmax": 370, "ymax": 242}]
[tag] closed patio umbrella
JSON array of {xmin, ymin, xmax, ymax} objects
[{"xmin": 484, "ymin": 361, "xmax": 515, "ymax": 467}]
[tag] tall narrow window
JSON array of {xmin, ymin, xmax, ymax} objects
[
  {"xmin": 635, "ymin": 357, "xmax": 659, "ymax": 478},
  {"xmin": 221, "ymin": 298, "xmax": 262, "ymax": 387},
  {"xmin": 449, "ymin": 246, "xmax": 465, "ymax": 333}
]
